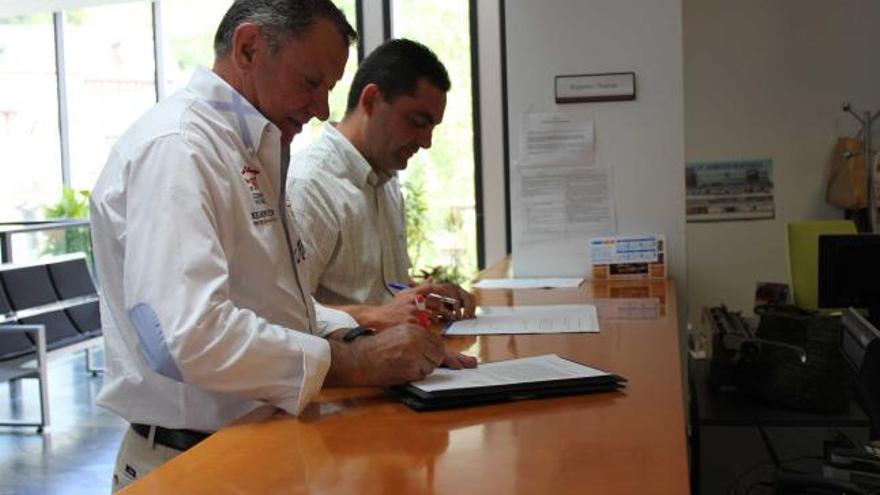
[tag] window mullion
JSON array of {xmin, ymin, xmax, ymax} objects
[
  {"xmin": 53, "ymin": 11, "xmax": 71, "ymax": 189},
  {"xmin": 152, "ymin": 0, "xmax": 164, "ymax": 101}
]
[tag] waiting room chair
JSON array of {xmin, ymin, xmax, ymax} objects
[{"xmin": 0, "ymin": 263, "xmax": 87, "ymax": 350}]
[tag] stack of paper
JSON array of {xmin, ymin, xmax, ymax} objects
[
  {"xmin": 472, "ymin": 278, "xmax": 584, "ymax": 290},
  {"xmin": 445, "ymin": 304, "xmax": 599, "ymax": 335},
  {"xmin": 388, "ymin": 354, "xmax": 626, "ymax": 411}
]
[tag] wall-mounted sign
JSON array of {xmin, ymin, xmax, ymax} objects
[{"xmin": 555, "ymin": 72, "xmax": 636, "ymax": 104}]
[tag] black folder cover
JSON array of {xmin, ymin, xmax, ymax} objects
[{"xmin": 387, "ymin": 357, "xmax": 627, "ymax": 412}]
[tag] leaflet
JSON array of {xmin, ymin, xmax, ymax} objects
[{"xmin": 445, "ymin": 304, "xmax": 599, "ymax": 335}]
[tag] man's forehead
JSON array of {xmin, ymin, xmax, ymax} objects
[
  {"xmin": 394, "ymin": 80, "xmax": 446, "ymax": 118},
  {"xmin": 278, "ymin": 19, "xmax": 349, "ymax": 79}
]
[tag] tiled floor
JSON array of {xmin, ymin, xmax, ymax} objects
[{"xmin": 0, "ymin": 350, "xmax": 126, "ymax": 495}]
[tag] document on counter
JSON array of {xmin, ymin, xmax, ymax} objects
[
  {"xmin": 387, "ymin": 354, "xmax": 626, "ymax": 411},
  {"xmin": 412, "ymin": 354, "xmax": 609, "ymax": 392},
  {"xmin": 472, "ymin": 277, "xmax": 584, "ymax": 290},
  {"xmin": 444, "ymin": 304, "xmax": 599, "ymax": 336}
]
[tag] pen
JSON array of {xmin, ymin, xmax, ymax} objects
[
  {"xmin": 387, "ymin": 282, "xmax": 410, "ymax": 292},
  {"xmin": 388, "ymin": 281, "xmax": 459, "ymax": 308}
]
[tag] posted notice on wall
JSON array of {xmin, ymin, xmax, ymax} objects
[
  {"xmin": 512, "ymin": 112, "xmax": 617, "ymax": 277},
  {"xmin": 685, "ymin": 159, "xmax": 775, "ymax": 222}
]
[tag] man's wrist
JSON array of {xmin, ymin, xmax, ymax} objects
[{"xmin": 342, "ymin": 325, "xmax": 375, "ymax": 342}]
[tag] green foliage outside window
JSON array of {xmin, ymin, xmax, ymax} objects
[{"xmin": 42, "ymin": 187, "xmax": 92, "ymax": 264}]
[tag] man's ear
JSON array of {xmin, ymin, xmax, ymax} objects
[
  {"xmin": 360, "ymin": 84, "xmax": 382, "ymax": 117},
  {"xmin": 231, "ymin": 22, "xmax": 263, "ymax": 71}
]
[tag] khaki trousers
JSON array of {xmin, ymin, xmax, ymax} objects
[{"xmin": 111, "ymin": 426, "xmax": 184, "ymax": 493}]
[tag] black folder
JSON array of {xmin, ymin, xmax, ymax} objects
[{"xmin": 387, "ymin": 355, "xmax": 627, "ymax": 412}]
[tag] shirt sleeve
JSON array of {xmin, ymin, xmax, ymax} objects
[
  {"xmin": 120, "ymin": 134, "xmax": 329, "ymax": 416},
  {"xmin": 288, "ymin": 172, "xmax": 341, "ymax": 295},
  {"xmin": 313, "ymin": 300, "xmax": 358, "ymax": 337}
]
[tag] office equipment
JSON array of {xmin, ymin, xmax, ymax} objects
[
  {"xmin": 787, "ymin": 220, "xmax": 857, "ymax": 310},
  {"xmin": 798, "ymin": 308, "xmax": 880, "ymax": 493},
  {"xmin": 689, "ymin": 357, "xmax": 869, "ymax": 495},
  {"xmin": 840, "ymin": 309, "xmax": 880, "ymax": 440},
  {"xmin": 120, "ymin": 264, "xmax": 689, "ymax": 495},
  {"xmin": 389, "ymin": 354, "xmax": 625, "ymax": 411},
  {"xmin": 818, "ymin": 234, "xmax": 880, "ymax": 323},
  {"xmin": 444, "ymin": 304, "xmax": 599, "ymax": 335},
  {"xmin": 705, "ymin": 305, "xmax": 806, "ymax": 392}
]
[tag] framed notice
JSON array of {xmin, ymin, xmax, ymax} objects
[
  {"xmin": 555, "ymin": 72, "xmax": 636, "ymax": 104},
  {"xmin": 589, "ymin": 235, "xmax": 666, "ymax": 281}
]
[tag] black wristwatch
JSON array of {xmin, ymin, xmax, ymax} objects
[{"xmin": 342, "ymin": 325, "xmax": 376, "ymax": 342}]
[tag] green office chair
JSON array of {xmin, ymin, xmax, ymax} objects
[{"xmin": 786, "ymin": 220, "xmax": 857, "ymax": 311}]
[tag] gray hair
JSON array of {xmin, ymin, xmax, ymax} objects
[{"xmin": 214, "ymin": 0, "xmax": 357, "ymax": 58}]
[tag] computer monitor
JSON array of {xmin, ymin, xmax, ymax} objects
[{"xmin": 818, "ymin": 234, "xmax": 880, "ymax": 324}]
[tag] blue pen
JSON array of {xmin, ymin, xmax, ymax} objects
[{"xmin": 387, "ymin": 282, "xmax": 410, "ymax": 292}]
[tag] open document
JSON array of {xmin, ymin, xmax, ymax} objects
[
  {"xmin": 388, "ymin": 354, "xmax": 626, "ymax": 411},
  {"xmin": 444, "ymin": 304, "xmax": 599, "ymax": 336},
  {"xmin": 472, "ymin": 277, "xmax": 584, "ymax": 290}
]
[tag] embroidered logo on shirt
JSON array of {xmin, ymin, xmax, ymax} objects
[
  {"xmin": 251, "ymin": 208, "xmax": 276, "ymax": 226},
  {"xmin": 240, "ymin": 165, "xmax": 266, "ymax": 205}
]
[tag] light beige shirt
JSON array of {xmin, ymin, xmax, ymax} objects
[{"xmin": 289, "ymin": 123, "xmax": 411, "ymax": 306}]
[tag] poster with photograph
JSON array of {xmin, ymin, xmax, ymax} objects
[{"xmin": 686, "ymin": 159, "xmax": 775, "ymax": 222}]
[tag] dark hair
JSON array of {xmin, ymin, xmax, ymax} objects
[
  {"xmin": 345, "ymin": 38, "xmax": 450, "ymax": 114},
  {"xmin": 214, "ymin": 0, "xmax": 357, "ymax": 58}
]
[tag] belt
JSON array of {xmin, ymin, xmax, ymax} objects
[{"xmin": 131, "ymin": 423, "xmax": 210, "ymax": 451}]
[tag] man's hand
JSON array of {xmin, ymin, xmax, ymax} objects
[
  {"xmin": 415, "ymin": 282, "xmax": 476, "ymax": 321},
  {"xmin": 442, "ymin": 349, "xmax": 478, "ymax": 370},
  {"xmin": 357, "ymin": 290, "xmax": 423, "ymax": 330},
  {"xmin": 324, "ymin": 323, "xmax": 445, "ymax": 387}
]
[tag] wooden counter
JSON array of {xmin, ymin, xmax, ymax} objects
[{"xmin": 121, "ymin": 276, "xmax": 689, "ymax": 494}]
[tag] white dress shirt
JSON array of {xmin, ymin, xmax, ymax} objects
[
  {"xmin": 289, "ymin": 123, "xmax": 411, "ymax": 306},
  {"xmin": 91, "ymin": 67, "xmax": 356, "ymax": 433}
]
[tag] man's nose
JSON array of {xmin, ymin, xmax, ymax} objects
[
  {"xmin": 418, "ymin": 129, "xmax": 433, "ymax": 149},
  {"xmin": 309, "ymin": 88, "xmax": 331, "ymax": 122}
]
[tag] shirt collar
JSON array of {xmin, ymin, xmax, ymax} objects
[
  {"xmin": 188, "ymin": 66, "xmax": 276, "ymax": 156},
  {"xmin": 321, "ymin": 123, "xmax": 394, "ymax": 188}
]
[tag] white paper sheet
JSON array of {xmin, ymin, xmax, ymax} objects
[
  {"xmin": 512, "ymin": 112, "xmax": 617, "ymax": 277},
  {"xmin": 410, "ymin": 354, "xmax": 609, "ymax": 392},
  {"xmin": 472, "ymin": 277, "xmax": 584, "ymax": 290},
  {"xmin": 444, "ymin": 304, "xmax": 599, "ymax": 335}
]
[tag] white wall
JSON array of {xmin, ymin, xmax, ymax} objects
[
  {"xmin": 683, "ymin": 0, "xmax": 880, "ymax": 329},
  {"xmin": 502, "ymin": 0, "xmax": 687, "ymax": 290}
]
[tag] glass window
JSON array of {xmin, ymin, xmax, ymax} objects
[
  {"xmin": 64, "ymin": 2, "xmax": 157, "ymax": 191},
  {"xmin": 392, "ymin": 0, "xmax": 478, "ymax": 282},
  {"xmin": 160, "ymin": 0, "xmax": 229, "ymax": 95},
  {"xmin": 0, "ymin": 13, "xmax": 63, "ymax": 222}
]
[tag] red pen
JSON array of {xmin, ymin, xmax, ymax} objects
[{"xmin": 414, "ymin": 294, "xmax": 431, "ymax": 328}]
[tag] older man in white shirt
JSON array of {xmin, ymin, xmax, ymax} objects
[
  {"xmin": 289, "ymin": 39, "xmax": 477, "ymax": 337},
  {"xmin": 91, "ymin": 3, "xmax": 446, "ymax": 492}
]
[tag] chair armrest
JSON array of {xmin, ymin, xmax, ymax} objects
[{"xmin": 0, "ymin": 323, "xmax": 48, "ymax": 359}]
